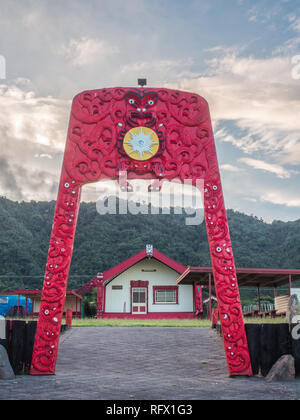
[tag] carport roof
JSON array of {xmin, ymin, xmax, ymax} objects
[{"xmin": 176, "ymin": 267, "xmax": 300, "ymax": 288}]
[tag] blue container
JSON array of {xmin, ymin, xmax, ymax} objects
[{"xmin": 0, "ymin": 295, "xmax": 33, "ymax": 317}]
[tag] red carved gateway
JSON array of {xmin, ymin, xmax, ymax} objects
[{"xmin": 30, "ymin": 86, "xmax": 253, "ymax": 377}]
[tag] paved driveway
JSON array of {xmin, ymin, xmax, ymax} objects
[{"xmin": 1, "ymin": 327, "xmax": 300, "ymax": 400}]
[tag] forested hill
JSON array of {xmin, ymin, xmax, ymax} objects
[{"xmin": 0, "ymin": 196, "xmax": 300, "ymax": 292}]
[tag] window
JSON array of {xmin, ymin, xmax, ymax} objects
[
  {"xmin": 155, "ymin": 289, "xmax": 176, "ymax": 303},
  {"xmin": 112, "ymin": 285, "xmax": 123, "ymax": 290},
  {"xmin": 153, "ymin": 286, "xmax": 178, "ymax": 304},
  {"xmin": 132, "ymin": 288, "xmax": 146, "ymax": 304}
]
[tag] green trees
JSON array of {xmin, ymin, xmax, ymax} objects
[{"xmin": 0, "ymin": 196, "xmax": 299, "ymax": 293}]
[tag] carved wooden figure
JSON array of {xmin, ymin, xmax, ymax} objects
[{"xmin": 30, "ymin": 87, "xmax": 253, "ymax": 376}]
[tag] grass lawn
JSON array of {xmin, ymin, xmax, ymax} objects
[
  {"xmin": 243, "ymin": 316, "xmax": 286, "ymax": 324},
  {"xmin": 72, "ymin": 318, "xmax": 212, "ymax": 327},
  {"xmin": 71, "ymin": 316, "xmax": 287, "ymax": 327},
  {"xmin": 4, "ymin": 316, "xmax": 287, "ymax": 327}
]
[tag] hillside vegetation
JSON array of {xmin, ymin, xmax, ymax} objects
[{"xmin": 0, "ymin": 196, "xmax": 299, "ymax": 293}]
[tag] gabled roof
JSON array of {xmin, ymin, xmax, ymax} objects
[
  {"xmin": 103, "ymin": 248, "xmax": 186, "ymax": 285},
  {"xmin": 76, "ymin": 248, "xmax": 187, "ymax": 295}
]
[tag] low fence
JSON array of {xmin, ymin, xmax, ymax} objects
[
  {"xmin": 243, "ymin": 303, "xmax": 275, "ymax": 313},
  {"xmin": 0, "ymin": 320, "xmax": 69, "ymax": 374}
]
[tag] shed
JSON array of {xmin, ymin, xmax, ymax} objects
[{"xmin": 14, "ymin": 289, "xmax": 83, "ymax": 319}]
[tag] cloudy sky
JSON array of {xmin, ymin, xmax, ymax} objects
[{"xmin": 0, "ymin": 0, "xmax": 300, "ymax": 222}]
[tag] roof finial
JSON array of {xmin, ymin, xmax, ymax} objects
[
  {"xmin": 138, "ymin": 78, "xmax": 147, "ymax": 87},
  {"xmin": 146, "ymin": 244, "xmax": 153, "ymax": 258}
]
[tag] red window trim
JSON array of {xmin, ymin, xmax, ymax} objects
[
  {"xmin": 153, "ymin": 285, "xmax": 178, "ymax": 305},
  {"xmin": 131, "ymin": 280, "xmax": 148, "ymax": 288}
]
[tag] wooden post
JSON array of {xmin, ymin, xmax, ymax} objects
[
  {"xmin": 66, "ymin": 308, "xmax": 72, "ymax": 328},
  {"xmin": 257, "ymin": 285, "xmax": 261, "ymax": 314},
  {"xmin": 209, "ymin": 273, "xmax": 212, "ymax": 320},
  {"xmin": 289, "ymin": 275, "xmax": 292, "ymax": 296}
]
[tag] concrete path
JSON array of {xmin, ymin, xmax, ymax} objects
[{"xmin": 1, "ymin": 327, "xmax": 300, "ymax": 400}]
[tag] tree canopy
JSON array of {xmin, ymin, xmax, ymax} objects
[{"xmin": 0, "ymin": 196, "xmax": 299, "ymax": 293}]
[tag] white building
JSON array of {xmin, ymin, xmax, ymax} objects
[{"xmin": 94, "ymin": 246, "xmax": 195, "ymax": 319}]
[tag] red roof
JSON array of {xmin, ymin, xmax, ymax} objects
[
  {"xmin": 103, "ymin": 248, "xmax": 186, "ymax": 285},
  {"xmin": 76, "ymin": 248, "xmax": 187, "ymax": 295}
]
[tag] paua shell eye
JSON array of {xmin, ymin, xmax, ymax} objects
[{"xmin": 129, "ymin": 99, "xmax": 135, "ymax": 105}]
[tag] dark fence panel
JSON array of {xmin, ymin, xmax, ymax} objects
[
  {"xmin": 24, "ymin": 321, "xmax": 37, "ymax": 372},
  {"xmin": 259, "ymin": 324, "xmax": 291, "ymax": 377},
  {"xmin": 3, "ymin": 320, "xmax": 68, "ymax": 374},
  {"xmin": 218, "ymin": 323, "xmax": 298, "ymax": 377},
  {"xmin": 277, "ymin": 323, "xmax": 291, "ymax": 356},
  {"xmin": 9, "ymin": 321, "xmax": 27, "ymax": 374},
  {"xmin": 244, "ymin": 324, "xmax": 261, "ymax": 375},
  {"xmin": 260, "ymin": 325, "xmax": 280, "ymax": 376}
]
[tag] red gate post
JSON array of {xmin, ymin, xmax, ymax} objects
[{"xmin": 30, "ymin": 86, "xmax": 252, "ymax": 376}]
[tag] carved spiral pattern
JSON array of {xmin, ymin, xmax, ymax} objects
[{"xmin": 30, "ymin": 87, "xmax": 252, "ymax": 376}]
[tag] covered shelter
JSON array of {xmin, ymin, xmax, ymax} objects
[
  {"xmin": 14, "ymin": 289, "xmax": 83, "ymax": 319},
  {"xmin": 177, "ymin": 266, "xmax": 300, "ymax": 318}
]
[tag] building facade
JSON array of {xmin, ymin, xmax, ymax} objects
[{"xmin": 103, "ymin": 257, "xmax": 194, "ymax": 318}]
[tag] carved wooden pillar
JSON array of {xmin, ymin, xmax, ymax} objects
[
  {"xmin": 30, "ymin": 171, "xmax": 82, "ymax": 375},
  {"xmin": 97, "ymin": 280, "xmax": 105, "ymax": 319}
]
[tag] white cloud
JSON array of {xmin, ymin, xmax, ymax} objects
[
  {"xmin": 22, "ymin": 10, "xmax": 41, "ymax": 27},
  {"xmin": 0, "ymin": 81, "xmax": 69, "ymax": 200},
  {"xmin": 59, "ymin": 37, "xmax": 120, "ymax": 67},
  {"xmin": 166, "ymin": 52, "xmax": 300, "ymax": 165},
  {"xmin": 219, "ymin": 163, "xmax": 240, "ymax": 172},
  {"xmin": 290, "ymin": 17, "xmax": 300, "ymax": 33},
  {"xmin": 0, "ymin": 82, "xmax": 69, "ymax": 152},
  {"xmin": 239, "ymin": 157, "xmax": 292, "ymax": 179},
  {"xmin": 261, "ymin": 191, "xmax": 300, "ymax": 208},
  {"xmin": 169, "ymin": 53, "xmax": 300, "ymax": 128},
  {"xmin": 273, "ymin": 36, "xmax": 300, "ymax": 55},
  {"xmin": 120, "ymin": 57, "xmax": 196, "ymax": 85},
  {"xmin": 34, "ymin": 153, "xmax": 53, "ymax": 159},
  {"xmin": 244, "ymin": 197, "xmax": 257, "ymax": 203}
]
